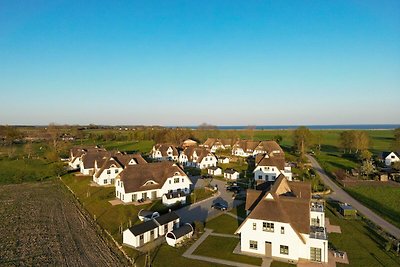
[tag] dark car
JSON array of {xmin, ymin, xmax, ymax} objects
[
  {"xmin": 226, "ymin": 185, "xmax": 241, "ymax": 193},
  {"xmin": 201, "ymin": 174, "xmax": 212, "ymax": 179},
  {"xmin": 211, "ymin": 203, "xmax": 228, "ymax": 211}
]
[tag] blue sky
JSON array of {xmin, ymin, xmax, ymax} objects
[{"xmin": 0, "ymin": 0, "xmax": 399, "ymax": 126}]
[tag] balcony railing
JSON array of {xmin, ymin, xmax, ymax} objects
[
  {"xmin": 310, "ymin": 226, "xmax": 327, "ymax": 240},
  {"xmin": 310, "ymin": 202, "xmax": 324, "ymax": 212}
]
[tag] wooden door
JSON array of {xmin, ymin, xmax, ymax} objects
[{"xmin": 265, "ymin": 242, "xmax": 272, "ymax": 257}]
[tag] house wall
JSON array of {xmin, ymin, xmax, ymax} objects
[
  {"xmin": 115, "ymin": 174, "xmax": 192, "ymax": 203},
  {"xmin": 93, "ymin": 166, "xmax": 123, "ymax": 186},
  {"xmin": 68, "ymin": 157, "xmax": 81, "ymax": 169},
  {"xmin": 254, "ymin": 166, "xmax": 292, "ymax": 181},
  {"xmin": 310, "ymin": 210, "xmax": 325, "ymax": 227},
  {"xmin": 199, "ymin": 155, "xmax": 217, "ymax": 169},
  {"xmin": 162, "ymin": 194, "xmax": 187, "ymax": 206},
  {"xmin": 224, "ymin": 172, "xmax": 239, "ymax": 180},
  {"xmin": 239, "ymin": 219, "xmax": 328, "ymax": 263},
  {"xmin": 385, "ymin": 152, "xmax": 400, "ymax": 166}
]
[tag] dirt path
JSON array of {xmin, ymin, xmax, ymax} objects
[{"xmin": 0, "ymin": 181, "xmax": 127, "ymax": 266}]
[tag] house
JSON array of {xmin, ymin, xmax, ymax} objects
[
  {"xmin": 115, "ymin": 161, "xmax": 192, "ymax": 205},
  {"xmin": 166, "ymin": 223, "xmax": 194, "ymax": 247},
  {"xmin": 79, "ymin": 148, "xmax": 110, "ymax": 175},
  {"xmin": 150, "ymin": 144, "xmax": 179, "ymax": 161},
  {"xmin": 92, "ymin": 153, "xmax": 147, "ymax": 186},
  {"xmin": 232, "ymin": 140, "xmax": 260, "ymax": 157},
  {"xmin": 253, "ymin": 141, "xmax": 284, "ymax": 157},
  {"xmin": 202, "ymin": 138, "xmax": 226, "ymax": 152},
  {"xmin": 179, "ymin": 147, "xmax": 217, "ymax": 169},
  {"xmin": 235, "ymin": 176, "xmax": 328, "ymax": 264},
  {"xmin": 208, "ymin": 166, "xmax": 222, "ymax": 176},
  {"xmin": 253, "ymin": 155, "xmax": 292, "ymax": 181},
  {"xmin": 162, "ymin": 191, "xmax": 187, "ymax": 206},
  {"xmin": 123, "ymin": 212, "xmax": 180, "ymax": 248},
  {"xmin": 68, "ymin": 145, "xmax": 104, "ymax": 170},
  {"xmin": 381, "ymin": 151, "xmax": 400, "ymax": 166},
  {"xmin": 224, "ymin": 168, "xmax": 240, "ymax": 180},
  {"xmin": 218, "ymin": 156, "xmax": 230, "ymax": 164},
  {"xmin": 181, "ymin": 139, "xmax": 198, "ymax": 148}
]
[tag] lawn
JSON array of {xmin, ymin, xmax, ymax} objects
[
  {"xmin": 76, "ymin": 140, "xmax": 154, "ymax": 154},
  {"xmin": 151, "ymin": 242, "xmax": 225, "ymax": 267},
  {"xmin": 345, "ymin": 185, "xmax": 400, "ymax": 229},
  {"xmin": 205, "ymin": 214, "xmax": 242, "ymax": 234},
  {"xmin": 194, "ymin": 235, "xmax": 262, "ymax": 266},
  {"xmin": 326, "ymin": 207, "xmax": 400, "ymax": 267}
]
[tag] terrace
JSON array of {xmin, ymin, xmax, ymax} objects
[
  {"xmin": 309, "ymin": 226, "xmax": 327, "ymax": 240},
  {"xmin": 310, "ymin": 202, "xmax": 324, "ymax": 212}
]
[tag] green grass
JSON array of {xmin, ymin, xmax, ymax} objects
[
  {"xmin": 194, "ymin": 235, "xmax": 262, "ymax": 265},
  {"xmin": 151, "ymin": 242, "xmax": 225, "ymax": 267},
  {"xmin": 326, "ymin": 207, "xmax": 400, "ymax": 267},
  {"xmin": 346, "ymin": 185, "xmax": 400, "ymax": 229},
  {"xmin": 190, "ymin": 188, "xmax": 215, "ymax": 203},
  {"xmin": 229, "ymin": 203, "xmax": 247, "ymax": 219},
  {"xmin": 205, "ymin": 214, "xmax": 242, "ymax": 234},
  {"xmin": 61, "ymin": 174, "xmax": 150, "ymax": 259},
  {"xmin": 75, "ymin": 140, "xmax": 154, "ymax": 154}
]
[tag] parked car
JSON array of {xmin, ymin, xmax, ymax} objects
[
  {"xmin": 201, "ymin": 174, "xmax": 212, "ymax": 179},
  {"xmin": 211, "ymin": 203, "xmax": 227, "ymax": 211},
  {"xmin": 226, "ymin": 185, "xmax": 241, "ymax": 193}
]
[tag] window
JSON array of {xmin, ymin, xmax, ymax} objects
[
  {"xmin": 280, "ymin": 245, "xmax": 289, "ymax": 255},
  {"xmin": 281, "ymin": 227, "xmax": 285, "ymax": 234},
  {"xmin": 310, "ymin": 247, "xmax": 322, "ymax": 262},
  {"xmin": 115, "ymin": 169, "xmax": 118, "ymax": 173},
  {"xmin": 182, "ymin": 178, "xmax": 184, "ymax": 182},
  {"xmin": 132, "ymin": 194, "xmax": 137, "ymax": 202},
  {"xmin": 311, "ymin": 218, "xmax": 320, "ymax": 226},
  {"xmin": 249, "ymin": 240, "xmax": 258, "ymax": 250},
  {"xmin": 140, "ymin": 235, "xmax": 144, "ymax": 240},
  {"xmin": 169, "ymin": 180, "xmax": 171, "ymax": 184},
  {"xmin": 263, "ymin": 222, "xmax": 274, "ymax": 232},
  {"xmin": 117, "ymin": 180, "xmax": 120, "ymax": 186},
  {"xmin": 107, "ymin": 170, "xmax": 111, "ymax": 174},
  {"xmin": 258, "ymin": 175, "xmax": 262, "ymax": 180},
  {"xmin": 103, "ymin": 179, "xmax": 107, "ymax": 184},
  {"xmin": 272, "ymin": 168, "xmax": 275, "ymax": 171},
  {"xmin": 142, "ymin": 192, "xmax": 147, "ymax": 199},
  {"xmin": 174, "ymin": 178, "xmax": 180, "ymax": 183},
  {"xmin": 252, "ymin": 223, "xmax": 257, "ymax": 230}
]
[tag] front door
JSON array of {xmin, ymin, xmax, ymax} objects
[{"xmin": 265, "ymin": 242, "xmax": 272, "ymax": 257}]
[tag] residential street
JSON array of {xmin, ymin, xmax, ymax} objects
[
  {"xmin": 176, "ymin": 177, "xmax": 244, "ymax": 223},
  {"xmin": 307, "ymin": 154, "xmax": 400, "ymax": 239}
]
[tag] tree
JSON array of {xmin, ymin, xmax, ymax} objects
[
  {"xmin": 47, "ymin": 123, "xmax": 60, "ymax": 151},
  {"xmin": 360, "ymin": 160, "xmax": 375, "ymax": 178},
  {"xmin": 293, "ymin": 126, "xmax": 313, "ymax": 155},
  {"xmin": 24, "ymin": 141, "xmax": 33, "ymax": 159},
  {"xmin": 360, "ymin": 150, "xmax": 372, "ymax": 162}
]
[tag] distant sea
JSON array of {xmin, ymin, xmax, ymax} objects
[{"xmin": 181, "ymin": 124, "xmax": 400, "ymax": 130}]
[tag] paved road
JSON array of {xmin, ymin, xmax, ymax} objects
[
  {"xmin": 176, "ymin": 177, "xmax": 244, "ymax": 223},
  {"xmin": 307, "ymin": 154, "xmax": 400, "ymax": 239}
]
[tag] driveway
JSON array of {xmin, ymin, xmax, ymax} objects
[
  {"xmin": 307, "ymin": 154, "xmax": 400, "ymax": 239},
  {"xmin": 176, "ymin": 177, "xmax": 244, "ymax": 223}
]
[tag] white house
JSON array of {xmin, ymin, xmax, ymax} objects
[
  {"xmin": 68, "ymin": 145, "xmax": 104, "ymax": 170},
  {"xmin": 224, "ymin": 168, "xmax": 240, "ymax": 180},
  {"xmin": 382, "ymin": 151, "xmax": 400, "ymax": 166},
  {"xmin": 150, "ymin": 144, "xmax": 179, "ymax": 161},
  {"xmin": 232, "ymin": 140, "xmax": 260, "ymax": 157},
  {"xmin": 92, "ymin": 153, "xmax": 147, "ymax": 186},
  {"xmin": 235, "ymin": 176, "xmax": 328, "ymax": 264},
  {"xmin": 253, "ymin": 141, "xmax": 284, "ymax": 157},
  {"xmin": 253, "ymin": 155, "xmax": 292, "ymax": 181},
  {"xmin": 166, "ymin": 223, "xmax": 194, "ymax": 247},
  {"xmin": 208, "ymin": 166, "xmax": 222, "ymax": 176},
  {"xmin": 218, "ymin": 157, "xmax": 230, "ymax": 164},
  {"xmin": 115, "ymin": 161, "xmax": 192, "ymax": 205},
  {"xmin": 123, "ymin": 212, "xmax": 180, "ymax": 248},
  {"xmin": 179, "ymin": 147, "xmax": 217, "ymax": 169},
  {"xmin": 79, "ymin": 149, "xmax": 110, "ymax": 175}
]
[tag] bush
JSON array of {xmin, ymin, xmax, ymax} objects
[{"xmin": 194, "ymin": 221, "xmax": 204, "ymax": 235}]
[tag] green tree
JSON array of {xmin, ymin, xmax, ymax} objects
[
  {"xmin": 360, "ymin": 160, "xmax": 375, "ymax": 178},
  {"xmin": 274, "ymin": 135, "xmax": 283, "ymax": 144},
  {"xmin": 313, "ymin": 132, "xmax": 323, "ymax": 151},
  {"xmin": 360, "ymin": 150, "xmax": 372, "ymax": 162},
  {"xmin": 293, "ymin": 126, "xmax": 313, "ymax": 155}
]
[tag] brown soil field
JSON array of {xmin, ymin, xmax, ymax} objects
[{"xmin": 0, "ymin": 181, "xmax": 127, "ymax": 266}]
